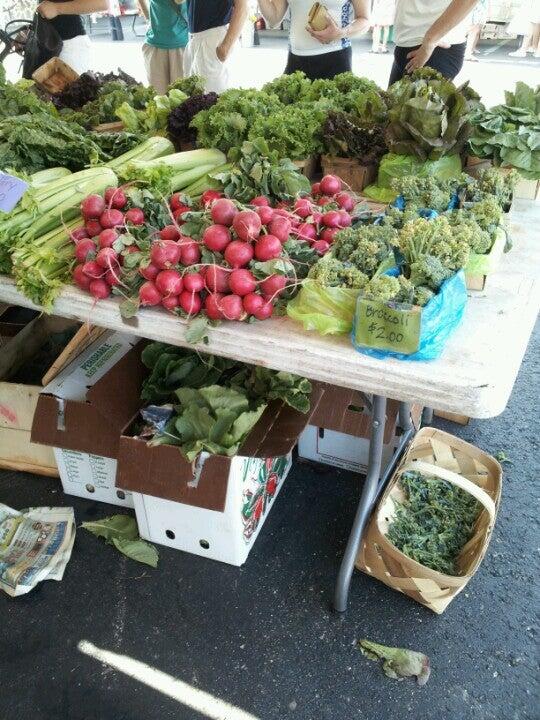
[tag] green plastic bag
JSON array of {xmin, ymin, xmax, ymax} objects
[
  {"xmin": 363, "ymin": 153, "xmax": 463, "ymax": 203},
  {"xmin": 287, "ymin": 281, "xmax": 359, "ymax": 335}
]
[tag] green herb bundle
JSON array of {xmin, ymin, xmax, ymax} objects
[{"xmin": 387, "ymin": 469, "xmax": 481, "ymax": 575}]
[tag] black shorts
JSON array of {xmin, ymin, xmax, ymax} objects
[
  {"xmin": 284, "ymin": 45, "xmax": 352, "ymax": 81},
  {"xmin": 388, "ymin": 42, "xmax": 466, "ymax": 86}
]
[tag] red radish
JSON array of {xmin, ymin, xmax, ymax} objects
[
  {"xmin": 210, "ymin": 198, "xmax": 237, "ymax": 227},
  {"xmin": 250, "ymin": 196, "xmax": 270, "ymax": 207},
  {"xmin": 260, "ymin": 274, "xmax": 287, "ymax": 297},
  {"xmin": 254, "ymin": 234, "xmax": 282, "ymax": 261},
  {"xmin": 253, "ymin": 300, "xmax": 274, "ymax": 320},
  {"xmin": 179, "ymin": 290, "xmax": 202, "ymax": 315},
  {"xmin": 89, "ymin": 279, "xmax": 111, "ymax": 299},
  {"xmin": 105, "ymin": 269, "xmax": 121, "ymax": 286},
  {"xmin": 81, "ymin": 194, "xmax": 105, "ymax": 220},
  {"xmin": 205, "ymin": 265, "xmax": 230, "ymax": 293},
  {"xmin": 320, "ymin": 174, "xmax": 342, "ymax": 196},
  {"xmin": 256, "ymin": 205, "xmax": 274, "ymax": 225},
  {"xmin": 150, "ymin": 240, "xmax": 182, "ymax": 269},
  {"xmin": 160, "ymin": 225, "xmax": 180, "ymax": 241},
  {"xmin": 85, "ymin": 219, "xmax": 103, "ymax": 238},
  {"xmin": 233, "ymin": 210, "xmax": 261, "ymax": 241},
  {"xmin": 312, "ymin": 239, "xmax": 330, "ymax": 255},
  {"xmin": 268, "ymin": 216, "xmax": 291, "ymax": 243},
  {"xmin": 322, "ymin": 211, "xmax": 342, "ymax": 228},
  {"xmin": 162, "ymin": 295, "xmax": 180, "ymax": 311},
  {"xmin": 100, "ymin": 209, "xmax": 124, "ymax": 229},
  {"xmin": 219, "ymin": 294, "xmax": 244, "ymax": 321},
  {"xmin": 98, "ymin": 229, "xmax": 118, "ymax": 249},
  {"xmin": 275, "ymin": 201, "xmax": 290, "ymax": 210},
  {"xmin": 203, "ymin": 224, "xmax": 231, "ymax": 253},
  {"xmin": 104, "ymin": 186, "xmax": 127, "ymax": 210},
  {"xmin": 205, "ymin": 292, "xmax": 225, "ymax": 319},
  {"xmin": 243, "ymin": 293, "xmax": 264, "ymax": 315},
  {"xmin": 335, "ymin": 192, "xmax": 355, "ymax": 212},
  {"xmin": 224, "ymin": 240, "xmax": 254, "ymax": 268},
  {"xmin": 70, "ymin": 227, "xmax": 88, "ymax": 243},
  {"xmin": 155, "ymin": 269, "xmax": 183, "ymax": 296},
  {"xmin": 229, "ymin": 269, "xmax": 257, "ymax": 296},
  {"xmin": 139, "ymin": 263, "xmax": 159, "ymax": 281},
  {"xmin": 320, "ymin": 227, "xmax": 339, "ymax": 244},
  {"xmin": 73, "ymin": 264, "xmax": 92, "ymax": 291},
  {"xmin": 170, "ymin": 193, "xmax": 189, "ymax": 213},
  {"xmin": 338, "ymin": 211, "xmax": 352, "ymax": 227},
  {"xmin": 201, "ymin": 189, "xmax": 222, "ymax": 207},
  {"xmin": 139, "ymin": 281, "xmax": 162, "ymax": 306},
  {"xmin": 183, "ymin": 272, "xmax": 205, "ymax": 293},
  {"xmin": 272, "ymin": 207, "xmax": 293, "ymax": 219},
  {"xmin": 82, "ymin": 260, "xmax": 103, "ymax": 279},
  {"xmin": 311, "ymin": 211, "xmax": 323, "ymax": 225},
  {"xmin": 296, "ymin": 223, "xmax": 317, "ymax": 242},
  {"xmin": 311, "ymin": 182, "xmax": 321, "ymax": 195},
  {"xmin": 180, "ymin": 242, "xmax": 201, "ymax": 266},
  {"xmin": 294, "ymin": 198, "xmax": 312, "ymax": 219},
  {"xmin": 96, "ymin": 247, "xmax": 119, "ymax": 269},
  {"xmin": 124, "ymin": 208, "xmax": 145, "ymax": 225},
  {"xmin": 173, "ymin": 208, "xmax": 187, "ymax": 224},
  {"xmin": 317, "ymin": 196, "xmax": 333, "ymax": 207},
  {"xmin": 75, "ymin": 239, "xmax": 96, "ymax": 263}
]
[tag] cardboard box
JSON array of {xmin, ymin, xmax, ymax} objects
[
  {"xmin": 298, "ymin": 386, "xmax": 421, "ymax": 474},
  {"xmin": 31, "ymin": 331, "xmax": 146, "ymax": 506},
  {"xmin": 0, "ymin": 313, "xmax": 83, "ymax": 476},
  {"xmin": 117, "ymin": 386, "xmax": 324, "ymax": 566}
]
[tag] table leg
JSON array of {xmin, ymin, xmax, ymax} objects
[
  {"xmin": 334, "ymin": 394, "xmax": 387, "ymax": 613},
  {"xmin": 422, "ymin": 408, "xmax": 434, "ymax": 425}
]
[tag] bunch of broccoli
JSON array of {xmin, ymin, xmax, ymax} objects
[
  {"xmin": 383, "ymin": 206, "xmax": 422, "ymax": 229},
  {"xmin": 361, "ymin": 274, "xmax": 434, "ymax": 307},
  {"xmin": 309, "ymin": 258, "xmax": 368, "ymax": 289},
  {"xmin": 390, "ymin": 176, "xmax": 456, "ymax": 213},
  {"xmin": 466, "ymin": 196, "xmax": 503, "ymax": 234},
  {"xmin": 445, "ymin": 211, "xmax": 493, "ymax": 254},
  {"xmin": 333, "ymin": 225, "xmax": 396, "ymax": 276},
  {"xmin": 396, "ymin": 216, "xmax": 470, "ymax": 292}
]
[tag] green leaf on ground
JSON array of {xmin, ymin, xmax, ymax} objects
[{"xmin": 82, "ymin": 514, "xmax": 159, "ymax": 567}]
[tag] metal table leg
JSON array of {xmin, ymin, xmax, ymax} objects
[
  {"xmin": 334, "ymin": 394, "xmax": 387, "ymax": 613},
  {"xmin": 333, "ymin": 398, "xmax": 415, "ymax": 613}
]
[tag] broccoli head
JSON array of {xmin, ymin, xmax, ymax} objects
[
  {"xmin": 446, "ymin": 212, "xmax": 493, "ymax": 254},
  {"xmin": 467, "ymin": 196, "xmax": 503, "ymax": 233},
  {"xmin": 396, "ymin": 275, "xmax": 415, "ymax": 304},
  {"xmin": 361, "ymin": 275, "xmax": 401, "ymax": 303},
  {"xmin": 391, "ymin": 176, "xmax": 453, "ymax": 213},
  {"xmin": 413, "ymin": 285, "xmax": 435, "ymax": 307},
  {"xmin": 475, "ymin": 167, "xmax": 519, "ymax": 210},
  {"xmin": 333, "ymin": 225, "xmax": 397, "ymax": 276},
  {"xmin": 309, "ymin": 258, "xmax": 368, "ymax": 289},
  {"xmin": 409, "ymin": 255, "xmax": 453, "ymax": 292},
  {"xmin": 397, "ymin": 216, "xmax": 470, "ymax": 272}
]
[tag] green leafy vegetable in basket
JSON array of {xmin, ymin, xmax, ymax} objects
[
  {"xmin": 385, "ymin": 69, "xmax": 478, "ymax": 160},
  {"xmin": 167, "ymin": 75, "xmax": 207, "ymax": 97},
  {"xmin": 262, "ymin": 71, "xmax": 312, "ymax": 105},
  {"xmin": 248, "ymin": 105, "xmax": 323, "ymax": 160},
  {"xmin": 322, "ymin": 112, "xmax": 387, "ymax": 163},
  {"xmin": 386, "ymin": 469, "xmax": 481, "ymax": 575}
]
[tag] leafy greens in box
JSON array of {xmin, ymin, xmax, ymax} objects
[
  {"xmin": 468, "ymin": 82, "xmax": 540, "ymax": 179},
  {"xmin": 385, "ymin": 68, "xmax": 480, "ymax": 161}
]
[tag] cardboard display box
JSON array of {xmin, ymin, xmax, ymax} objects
[
  {"xmin": 117, "ymin": 385, "xmax": 324, "ymax": 566},
  {"xmin": 0, "ymin": 312, "xmax": 88, "ymax": 476},
  {"xmin": 298, "ymin": 386, "xmax": 421, "ymax": 474},
  {"xmin": 31, "ymin": 331, "xmax": 146, "ymax": 506}
]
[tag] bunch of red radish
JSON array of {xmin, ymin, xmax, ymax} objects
[{"xmin": 69, "ymin": 174, "xmax": 356, "ymax": 322}]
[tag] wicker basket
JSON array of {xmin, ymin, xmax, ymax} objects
[
  {"xmin": 92, "ymin": 121, "xmax": 125, "ymax": 133},
  {"xmin": 357, "ymin": 427, "xmax": 502, "ymax": 613},
  {"xmin": 293, "ymin": 156, "xmax": 318, "ymax": 181},
  {"xmin": 32, "ymin": 57, "xmax": 79, "ymax": 93},
  {"xmin": 321, "ymin": 156, "xmax": 377, "ymax": 192}
]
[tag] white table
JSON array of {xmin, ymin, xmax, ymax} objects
[{"xmin": 1, "ymin": 199, "xmax": 538, "ymax": 609}]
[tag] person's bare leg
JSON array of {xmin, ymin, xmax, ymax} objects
[
  {"xmin": 381, "ymin": 25, "xmax": 390, "ymax": 52},
  {"xmin": 509, "ymin": 26, "xmax": 532, "ymax": 57},
  {"xmin": 372, "ymin": 25, "xmax": 380, "ymax": 52},
  {"xmin": 465, "ymin": 25, "xmax": 480, "ymax": 60},
  {"xmin": 529, "ymin": 23, "xmax": 539, "ymax": 53}
]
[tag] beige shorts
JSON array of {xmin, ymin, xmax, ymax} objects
[
  {"xmin": 183, "ymin": 25, "xmax": 236, "ymax": 94},
  {"xmin": 142, "ymin": 43, "xmax": 184, "ymax": 94}
]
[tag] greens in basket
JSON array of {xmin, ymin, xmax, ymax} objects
[{"xmin": 386, "ymin": 469, "xmax": 481, "ymax": 575}]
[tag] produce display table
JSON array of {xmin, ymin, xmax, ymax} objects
[{"xmin": 1, "ymin": 199, "xmax": 538, "ymax": 610}]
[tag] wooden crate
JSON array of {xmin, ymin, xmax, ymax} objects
[
  {"xmin": 321, "ymin": 155, "xmax": 378, "ymax": 193},
  {"xmin": 293, "ymin": 156, "xmax": 318, "ymax": 181},
  {"xmin": 0, "ymin": 318, "xmax": 102, "ymax": 476},
  {"xmin": 32, "ymin": 57, "xmax": 79, "ymax": 93}
]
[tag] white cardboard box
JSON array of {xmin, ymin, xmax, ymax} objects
[
  {"xmin": 298, "ymin": 426, "xmax": 395, "ymax": 474},
  {"xmin": 33, "ymin": 331, "xmax": 141, "ymax": 507},
  {"xmin": 132, "ymin": 454, "xmax": 292, "ymax": 566}
]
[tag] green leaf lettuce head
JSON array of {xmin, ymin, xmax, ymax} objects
[
  {"xmin": 262, "ymin": 71, "xmax": 312, "ymax": 104},
  {"xmin": 248, "ymin": 105, "xmax": 323, "ymax": 160},
  {"xmin": 385, "ymin": 69, "xmax": 476, "ymax": 160}
]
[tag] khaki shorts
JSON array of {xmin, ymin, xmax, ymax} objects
[{"xmin": 142, "ymin": 43, "xmax": 184, "ymax": 94}]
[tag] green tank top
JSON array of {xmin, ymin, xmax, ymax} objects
[{"xmin": 145, "ymin": 0, "xmax": 189, "ymax": 50}]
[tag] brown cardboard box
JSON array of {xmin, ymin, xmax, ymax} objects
[{"xmin": 116, "ymin": 384, "xmax": 324, "ymax": 511}]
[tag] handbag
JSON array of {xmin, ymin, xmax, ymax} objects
[{"xmin": 22, "ymin": 12, "xmax": 63, "ymax": 79}]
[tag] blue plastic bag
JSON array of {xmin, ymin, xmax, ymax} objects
[{"xmin": 351, "ymin": 271, "xmax": 467, "ymax": 361}]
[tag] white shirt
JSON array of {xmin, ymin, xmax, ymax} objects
[
  {"xmin": 393, "ymin": 0, "xmax": 469, "ymax": 47},
  {"xmin": 264, "ymin": 0, "xmax": 354, "ymax": 56}
]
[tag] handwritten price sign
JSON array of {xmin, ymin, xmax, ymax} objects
[
  {"xmin": 0, "ymin": 172, "xmax": 28, "ymax": 213},
  {"xmin": 354, "ymin": 298, "xmax": 422, "ymax": 354}
]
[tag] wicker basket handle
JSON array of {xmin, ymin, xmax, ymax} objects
[{"xmin": 401, "ymin": 460, "xmax": 496, "ymax": 524}]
